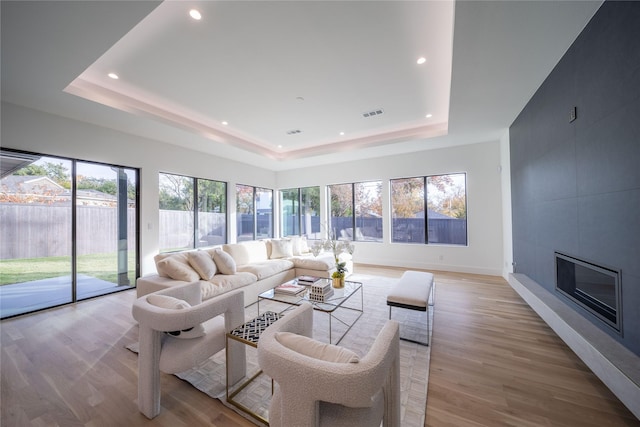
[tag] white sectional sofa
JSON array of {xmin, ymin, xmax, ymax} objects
[{"xmin": 136, "ymin": 238, "xmax": 353, "ymax": 307}]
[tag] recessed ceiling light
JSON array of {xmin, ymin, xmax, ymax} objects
[
  {"xmin": 277, "ymin": 145, "xmax": 283, "ymax": 148},
  {"xmin": 339, "ymin": 131, "xmax": 345, "ymax": 136},
  {"xmin": 221, "ymin": 121, "xmax": 228, "ymax": 125},
  {"xmin": 425, "ymin": 113, "xmax": 433, "ymax": 118},
  {"xmin": 108, "ymin": 72, "xmax": 119, "ymax": 80},
  {"xmin": 417, "ymin": 57, "xmax": 427, "ymax": 65},
  {"xmin": 189, "ymin": 9, "xmax": 202, "ymax": 20}
]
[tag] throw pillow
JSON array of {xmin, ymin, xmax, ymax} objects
[
  {"xmin": 155, "ymin": 257, "xmax": 200, "ymax": 282},
  {"xmin": 290, "ymin": 236, "xmax": 302, "ymax": 256},
  {"xmin": 270, "ymin": 239, "xmax": 293, "ymax": 259},
  {"xmin": 299, "ymin": 236, "xmax": 310, "ymax": 254},
  {"xmin": 213, "ymin": 249, "xmax": 237, "ymax": 275},
  {"xmin": 275, "ymin": 331, "xmax": 360, "ymax": 363},
  {"xmin": 188, "ymin": 251, "xmax": 217, "ymax": 280},
  {"xmin": 146, "ymin": 294, "xmax": 206, "ymax": 339}
]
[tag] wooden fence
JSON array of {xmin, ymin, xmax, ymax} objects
[{"xmin": 0, "ymin": 204, "xmax": 136, "ymax": 259}]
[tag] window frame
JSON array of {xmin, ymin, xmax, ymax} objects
[
  {"xmin": 280, "ymin": 186, "xmax": 321, "ymax": 238},
  {"xmin": 390, "ymin": 172, "xmax": 468, "ymax": 246},
  {"xmin": 159, "ymin": 172, "xmax": 227, "ymax": 252},
  {"xmin": 327, "ymin": 180, "xmax": 383, "ymax": 242},
  {"xmin": 236, "ymin": 184, "xmax": 273, "ymax": 242}
]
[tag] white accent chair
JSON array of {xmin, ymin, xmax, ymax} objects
[
  {"xmin": 257, "ymin": 303, "xmax": 401, "ymax": 426},
  {"xmin": 131, "ymin": 282, "xmax": 246, "ymax": 419}
]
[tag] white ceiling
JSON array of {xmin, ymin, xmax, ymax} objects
[{"xmin": 1, "ymin": 1, "xmax": 602, "ymax": 171}]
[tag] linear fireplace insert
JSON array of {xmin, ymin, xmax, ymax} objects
[{"xmin": 555, "ymin": 252, "xmax": 622, "ymax": 333}]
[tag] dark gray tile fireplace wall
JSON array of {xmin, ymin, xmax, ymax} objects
[{"xmin": 510, "ymin": 1, "xmax": 640, "ymax": 356}]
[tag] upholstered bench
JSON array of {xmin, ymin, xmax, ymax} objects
[{"xmin": 386, "ymin": 270, "xmax": 434, "ymax": 346}]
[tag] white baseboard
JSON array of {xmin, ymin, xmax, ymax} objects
[{"xmin": 508, "ymin": 273, "xmax": 640, "ymax": 420}]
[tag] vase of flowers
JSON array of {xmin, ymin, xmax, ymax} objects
[
  {"xmin": 321, "ymin": 225, "xmax": 352, "ymax": 288},
  {"xmin": 331, "ymin": 261, "xmax": 346, "ymax": 288}
]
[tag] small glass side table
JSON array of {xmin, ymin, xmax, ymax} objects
[{"xmin": 226, "ymin": 311, "xmax": 281, "ymax": 425}]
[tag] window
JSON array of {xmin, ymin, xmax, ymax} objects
[
  {"xmin": 0, "ymin": 149, "xmax": 139, "ymax": 319},
  {"xmin": 355, "ymin": 181, "xmax": 383, "ymax": 242},
  {"xmin": 236, "ymin": 184, "xmax": 273, "ymax": 242},
  {"xmin": 391, "ymin": 173, "xmax": 467, "ymax": 245},
  {"xmin": 159, "ymin": 173, "xmax": 226, "ymax": 251},
  {"xmin": 197, "ymin": 179, "xmax": 227, "ymax": 246},
  {"xmin": 280, "ymin": 186, "xmax": 320, "ymax": 238},
  {"xmin": 328, "ymin": 181, "xmax": 382, "ymax": 242}
]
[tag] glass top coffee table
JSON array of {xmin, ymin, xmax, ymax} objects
[{"xmin": 257, "ymin": 278, "xmax": 363, "ymax": 344}]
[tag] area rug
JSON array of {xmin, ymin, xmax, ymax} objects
[{"xmin": 130, "ymin": 274, "xmax": 432, "ymax": 426}]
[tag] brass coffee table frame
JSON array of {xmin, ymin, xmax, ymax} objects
[{"xmin": 257, "ymin": 278, "xmax": 363, "ymax": 345}]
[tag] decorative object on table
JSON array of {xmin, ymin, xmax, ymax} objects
[
  {"xmin": 331, "ymin": 273, "xmax": 345, "ymax": 288},
  {"xmin": 274, "ymin": 281, "xmax": 306, "ymax": 295},
  {"xmin": 297, "ymin": 275, "xmax": 322, "ymax": 286},
  {"xmin": 309, "ymin": 279, "xmax": 334, "ymax": 302},
  {"xmin": 321, "ymin": 223, "xmax": 355, "ymax": 288},
  {"xmin": 331, "ymin": 250, "xmax": 347, "ymax": 289}
]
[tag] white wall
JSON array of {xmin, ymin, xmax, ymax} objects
[
  {"xmin": 1, "ymin": 103, "xmax": 277, "ymax": 275},
  {"xmin": 2, "ymin": 102, "xmax": 506, "ymax": 277},
  {"xmin": 278, "ymin": 140, "xmax": 505, "ymax": 276}
]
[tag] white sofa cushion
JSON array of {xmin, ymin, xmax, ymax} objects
[
  {"xmin": 154, "ymin": 252, "xmax": 193, "ymax": 278},
  {"xmin": 213, "ymin": 249, "xmax": 237, "ymax": 275},
  {"xmin": 289, "ymin": 236, "xmax": 311, "ymax": 255},
  {"xmin": 237, "ymin": 259, "xmax": 294, "ymax": 280},
  {"xmin": 291, "ymin": 254, "xmax": 334, "ymax": 270},
  {"xmin": 188, "ymin": 251, "xmax": 217, "ymax": 280},
  {"xmin": 223, "ymin": 241, "xmax": 268, "ymax": 265},
  {"xmin": 275, "ymin": 331, "xmax": 359, "ymax": 363},
  {"xmin": 201, "ymin": 272, "xmax": 257, "ymax": 300},
  {"xmin": 270, "ymin": 239, "xmax": 293, "ymax": 259},
  {"xmin": 299, "ymin": 236, "xmax": 310, "ymax": 254}
]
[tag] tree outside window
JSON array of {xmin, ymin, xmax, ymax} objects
[
  {"xmin": 355, "ymin": 181, "xmax": 382, "ymax": 242},
  {"xmin": 236, "ymin": 184, "xmax": 273, "ymax": 241},
  {"xmin": 159, "ymin": 173, "xmax": 227, "ymax": 251},
  {"xmin": 159, "ymin": 174, "xmax": 194, "ymax": 251},
  {"xmin": 391, "ymin": 173, "xmax": 467, "ymax": 245},
  {"xmin": 328, "ymin": 183, "xmax": 353, "ymax": 240},
  {"xmin": 281, "ymin": 186, "xmax": 321, "ymax": 238},
  {"xmin": 427, "ymin": 174, "xmax": 467, "ymax": 245},
  {"xmin": 301, "ymin": 187, "xmax": 320, "ymax": 238},
  {"xmin": 328, "ymin": 181, "xmax": 383, "ymax": 242}
]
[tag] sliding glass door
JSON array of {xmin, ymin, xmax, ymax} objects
[
  {"xmin": 0, "ymin": 153, "xmax": 73, "ymax": 317},
  {"xmin": 75, "ymin": 162, "xmax": 138, "ymax": 300},
  {"xmin": 0, "ymin": 150, "xmax": 138, "ymax": 318}
]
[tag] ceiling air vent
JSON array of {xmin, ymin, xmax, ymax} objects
[
  {"xmin": 362, "ymin": 108, "xmax": 384, "ymax": 118},
  {"xmin": 286, "ymin": 129, "xmax": 302, "ymax": 135}
]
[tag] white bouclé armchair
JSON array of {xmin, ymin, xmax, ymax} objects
[
  {"xmin": 132, "ymin": 282, "xmax": 246, "ymax": 419},
  {"xmin": 257, "ymin": 303, "xmax": 401, "ymax": 427}
]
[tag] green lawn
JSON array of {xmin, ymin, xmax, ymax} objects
[{"xmin": 0, "ymin": 253, "xmax": 137, "ymax": 286}]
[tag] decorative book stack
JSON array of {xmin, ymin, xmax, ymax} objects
[
  {"xmin": 274, "ymin": 281, "xmax": 306, "ymax": 295},
  {"xmin": 297, "ymin": 275, "xmax": 322, "ymax": 286},
  {"xmin": 309, "ymin": 279, "xmax": 334, "ymax": 302}
]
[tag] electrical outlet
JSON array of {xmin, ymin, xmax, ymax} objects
[{"xmin": 570, "ymin": 106, "xmax": 577, "ymax": 122}]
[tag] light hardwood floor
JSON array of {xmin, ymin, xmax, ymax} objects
[{"xmin": 1, "ymin": 266, "xmax": 638, "ymax": 426}]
